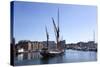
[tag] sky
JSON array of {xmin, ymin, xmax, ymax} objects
[{"xmin": 13, "ymin": 1, "xmax": 97, "ymax": 43}]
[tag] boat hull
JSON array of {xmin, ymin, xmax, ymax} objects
[{"xmin": 40, "ymin": 50, "xmax": 64, "ymax": 57}]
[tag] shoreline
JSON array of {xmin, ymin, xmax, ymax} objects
[{"xmin": 66, "ymin": 48, "xmax": 97, "ymax": 52}]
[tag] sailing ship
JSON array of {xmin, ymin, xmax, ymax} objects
[{"xmin": 40, "ymin": 9, "xmax": 65, "ymax": 57}]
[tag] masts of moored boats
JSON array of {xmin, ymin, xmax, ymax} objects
[
  {"xmin": 44, "ymin": 8, "xmax": 62, "ymax": 51},
  {"xmin": 40, "ymin": 8, "xmax": 64, "ymax": 57}
]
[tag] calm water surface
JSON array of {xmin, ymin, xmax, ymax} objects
[{"xmin": 14, "ymin": 49, "xmax": 97, "ymax": 66}]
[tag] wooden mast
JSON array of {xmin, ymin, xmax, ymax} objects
[
  {"xmin": 52, "ymin": 18, "xmax": 57, "ymax": 49},
  {"xmin": 45, "ymin": 26, "xmax": 49, "ymax": 49},
  {"xmin": 57, "ymin": 8, "xmax": 60, "ymax": 50},
  {"xmin": 52, "ymin": 8, "xmax": 60, "ymax": 50}
]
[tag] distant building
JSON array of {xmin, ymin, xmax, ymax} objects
[
  {"xmin": 65, "ymin": 41, "xmax": 97, "ymax": 51},
  {"xmin": 42, "ymin": 41, "xmax": 56, "ymax": 50},
  {"xmin": 42, "ymin": 40, "xmax": 66, "ymax": 50},
  {"xmin": 16, "ymin": 40, "xmax": 31, "ymax": 51},
  {"xmin": 31, "ymin": 41, "xmax": 43, "ymax": 51},
  {"xmin": 60, "ymin": 40, "xmax": 66, "ymax": 49},
  {"xmin": 16, "ymin": 40, "xmax": 44, "ymax": 51}
]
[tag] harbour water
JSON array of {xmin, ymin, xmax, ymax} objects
[{"xmin": 14, "ymin": 49, "xmax": 97, "ymax": 66}]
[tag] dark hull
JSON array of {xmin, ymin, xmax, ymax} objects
[{"xmin": 40, "ymin": 50, "xmax": 65, "ymax": 57}]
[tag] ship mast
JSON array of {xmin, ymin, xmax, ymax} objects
[
  {"xmin": 52, "ymin": 8, "xmax": 60, "ymax": 50},
  {"xmin": 45, "ymin": 26, "xmax": 49, "ymax": 49},
  {"xmin": 93, "ymin": 30, "xmax": 95, "ymax": 43},
  {"xmin": 57, "ymin": 8, "xmax": 60, "ymax": 50}
]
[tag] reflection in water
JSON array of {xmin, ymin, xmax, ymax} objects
[
  {"xmin": 17, "ymin": 52, "xmax": 42, "ymax": 60},
  {"xmin": 15, "ymin": 50, "xmax": 97, "ymax": 66},
  {"xmin": 17, "ymin": 54, "xmax": 23, "ymax": 61}
]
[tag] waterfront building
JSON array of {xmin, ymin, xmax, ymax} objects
[
  {"xmin": 42, "ymin": 41, "xmax": 56, "ymax": 50},
  {"xmin": 15, "ymin": 40, "xmax": 66, "ymax": 52},
  {"xmin": 31, "ymin": 41, "xmax": 43, "ymax": 51},
  {"xmin": 60, "ymin": 40, "xmax": 66, "ymax": 49},
  {"xmin": 16, "ymin": 40, "xmax": 44, "ymax": 52}
]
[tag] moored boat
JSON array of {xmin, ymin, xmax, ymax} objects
[
  {"xmin": 40, "ymin": 49, "xmax": 64, "ymax": 57},
  {"xmin": 40, "ymin": 9, "xmax": 65, "ymax": 57}
]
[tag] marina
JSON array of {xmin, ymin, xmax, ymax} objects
[
  {"xmin": 11, "ymin": 1, "xmax": 97, "ymax": 66},
  {"xmin": 14, "ymin": 49, "xmax": 97, "ymax": 66},
  {"xmin": 12, "ymin": 7, "xmax": 97, "ymax": 66}
]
